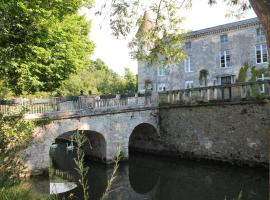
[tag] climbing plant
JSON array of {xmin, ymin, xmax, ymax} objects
[
  {"xmin": 250, "ymin": 65, "xmax": 270, "ymax": 81},
  {"xmin": 199, "ymin": 69, "xmax": 209, "ymax": 86},
  {"xmin": 237, "ymin": 63, "xmax": 250, "ymax": 82}
]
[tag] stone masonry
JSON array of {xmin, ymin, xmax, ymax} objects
[
  {"xmin": 22, "ymin": 98, "xmax": 269, "ymax": 176},
  {"xmin": 138, "ymin": 17, "xmax": 269, "ymax": 92},
  {"xmin": 22, "ymin": 108, "xmax": 158, "ymax": 176},
  {"xmin": 158, "ymin": 101, "xmax": 270, "ymax": 167}
]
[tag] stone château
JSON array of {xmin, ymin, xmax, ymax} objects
[{"xmin": 138, "ymin": 17, "xmax": 269, "ymax": 92}]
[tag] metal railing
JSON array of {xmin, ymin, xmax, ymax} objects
[{"xmin": 159, "ymin": 81, "xmax": 270, "ymax": 105}]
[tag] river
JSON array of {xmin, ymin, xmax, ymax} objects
[{"xmin": 32, "ymin": 143, "xmax": 268, "ymax": 200}]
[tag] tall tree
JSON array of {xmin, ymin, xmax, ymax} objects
[
  {"xmin": 124, "ymin": 68, "xmax": 137, "ymax": 93},
  {"xmin": 99, "ymin": 0, "xmax": 270, "ymax": 65},
  {"xmin": 0, "ymin": 0, "xmax": 95, "ymax": 95}
]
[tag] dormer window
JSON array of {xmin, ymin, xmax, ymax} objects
[
  {"xmin": 220, "ymin": 34, "xmax": 228, "ymax": 43},
  {"xmin": 185, "ymin": 41, "xmax": 191, "ymax": 49},
  {"xmin": 256, "ymin": 27, "xmax": 265, "ymax": 37}
]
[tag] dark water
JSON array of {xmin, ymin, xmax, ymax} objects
[{"xmin": 49, "ymin": 143, "xmax": 268, "ymax": 200}]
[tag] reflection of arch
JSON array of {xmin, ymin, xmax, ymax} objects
[
  {"xmin": 129, "ymin": 153, "xmax": 160, "ymax": 194},
  {"xmin": 54, "ymin": 130, "xmax": 107, "ymax": 163},
  {"xmin": 129, "ymin": 123, "xmax": 158, "ymax": 153}
]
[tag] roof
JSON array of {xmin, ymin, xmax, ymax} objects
[{"xmin": 187, "ymin": 17, "xmax": 260, "ymax": 39}]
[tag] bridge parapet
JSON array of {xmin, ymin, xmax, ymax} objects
[
  {"xmin": 0, "ymin": 93, "xmax": 158, "ymax": 116},
  {"xmin": 159, "ymin": 81, "xmax": 270, "ymax": 105}
]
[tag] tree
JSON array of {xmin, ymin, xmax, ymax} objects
[
  {"xmin": 99, "ymin": 0, "xmax": 270, "ymax": 65},
  {"xmin": 0, "ymin": 0, "xmax": 95, "ymax": 95},
  {"xmin": 124, "ymin": 68, "xmax": 137, "ymax": 93},
  {"xmin": 60, "ymin": 59, "xmax": 136, "ymax": 95}
]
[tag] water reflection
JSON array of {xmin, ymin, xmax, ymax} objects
[
  {"xmin": 49, "ymin": 144, "xmax": 268, "ymax": 200},
  {"xmin": 50, "ymin": 182, "xmax": 77, "ymax": 194}
]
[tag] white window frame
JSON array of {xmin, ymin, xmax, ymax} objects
[
  {"xmin": 184, "ymin": 56, "xmax": 192, "ymax": 72},
  {"xmin": 256, "ymin": 44, "xmax": 268, "ymax": 64},
  {"xmin": 220, "ymin": 34, "xmax": 228, "ymax": 43},
  {"xmin": 256, "ymin": 27, "xmax": 265, "ymax": 37},
  {"xmin": 158, "ymin": 66, "xmax": 167, "ymax": 76},
  {"xmin": 220, "ymin": 50, "xmax": 231, "ymax": 68},
  {"xmin": 185, "ymin": 81, "xmax": 194, "ymax": 89}
]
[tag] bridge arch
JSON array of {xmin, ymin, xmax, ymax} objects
[
  {"xmin": 129, "ymin": 123, "xmax": 159, "ymax": 154},
  {"xmin": 23, "ymin": 108, "xmax": 159, "ymax": 176},
  {"xmin": 53, "ymin": 129, "xmax": 107, "ymax": 162}
]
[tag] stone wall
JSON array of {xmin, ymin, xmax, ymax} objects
[
  {"xmin": 138, "ymin": 18, "xmax": 269, "ymax": 92},
  {"xmin": 158, "ymin": 101, "xmax": 269, "ymax": 167}
]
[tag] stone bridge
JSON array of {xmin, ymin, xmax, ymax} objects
[
  {"xmin": 22, "ymin": 102, "xmax": 159, "ymax": 175},
  {"xmin": 1, "ymin": 80, "xmax": 269, "ymax": 176}
]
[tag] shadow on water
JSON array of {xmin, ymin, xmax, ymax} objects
[{"xmin": 49, "ymin": 144, "xmax": 268, "ymax": 200}]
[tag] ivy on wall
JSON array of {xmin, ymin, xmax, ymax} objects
[{"xmin": 237, "ymin": 64, "xmax": 270, "ymax": 82}]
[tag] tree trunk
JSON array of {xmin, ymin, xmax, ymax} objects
[{"xmin": 249, "ymin": 0, "xmax": 270, "ymax": 55}]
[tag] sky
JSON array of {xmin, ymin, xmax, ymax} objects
[{"xmin": 81, "ymin": 0, "xmax": 257, "ymax": 76}]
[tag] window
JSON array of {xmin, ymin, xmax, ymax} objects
[
  {"xmin": 184, "ymin": 56, "xmax": 192, "ymax": 72},
  {"xmin": 158, "ymin": 83, "xmax": 166, "ymax": 92},
  {"xmin": 145, "ymin": 81, "xmax": 153, "ymax": 90},
  {"xmin": 220, "ymin": 34, "xmax": 228, "ymax": 43},
  {"xmin": 256, "ymin": 44, "xmax": 268, "ymax": 64},
  {"xmin": 256, "ymin": 27, "xmax": 265, "ymax": 37},
  {"xmin": 221, "ymin": 76, "xmax": 232, "ymax": 85},
  {"xmin": 185, "ymin": 41, "xmax": 191, "ymax": 49},
  {"xmin": 158, "ymin": 66, "xmax": 168, "ymax": 76},
  {"xmin": 185, "ymin": 81, "xmax": 194, "ymax": 89},
  {"xmin": 220, "ymin": 50, "xmax": 231, "ymax": 68}
]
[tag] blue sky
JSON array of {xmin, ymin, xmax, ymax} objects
[{"xmin": 81, "ymin": 0, "xmax": 256, "ymax": 76}]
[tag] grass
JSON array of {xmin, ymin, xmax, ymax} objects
[{"xmin": 0, "ymin": 186, "xmax": 31, "ymax": 200}]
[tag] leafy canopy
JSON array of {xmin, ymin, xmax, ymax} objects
[
  {"xmin": 0, "ymin": 0, "xmax": 95, "ymax": 95},
  {"xmin": 60, "ymin": 59, "xmax": 137, "ymax": 95},
  {"xmin": 98, "ymin": 0, "xmax": 251, "ymax": 67}
]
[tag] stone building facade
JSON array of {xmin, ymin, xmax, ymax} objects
[{"xmin": 138, "ymin": 17, "xmax": 269, "ymax": 92}]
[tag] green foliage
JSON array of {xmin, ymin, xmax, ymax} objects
[
  {"xmin": 60, "ymin": 59, "xmax": 137, "ymax": 95},
  {"xmin": 237, "ymin": 64, "xmax": 250, "ymax": 82},
  {"xmin": 0, "ymin": 0, "xmax": 95, "ymax": 95},
  {"xmin": 250, "ymin": 65, "xmax": 270, "ymax": 81},
  {"xmin": 73, "ymin": 131, "xmax": 89, "ymax": 200},
  {"xmin": 124, "ymin": 68, "xmax": 138, "ymax": 93},
  {"xmin": 128, "ymin": 1, "xmax": 187, "ymax": 66},
  {"xmin": 199, "ymin": 69, "xmax": 209, "ymax": 86},
  {"xmin": 0, "ymin": 186, "xmax": 31, "ymax": 200},
  {"xmin": 237, "ymin": 64, "xmax": 270, "ymax": 82},
  {"xmin": 99, "ymin": 0, "xmax": 251, "ymax": 67},
  {"xmin": 34, "ymin": 118, "xmax": 52, "ymax": 127},
  {"xmin": 101, "ymin": 147, "xmax": 122, "ymax": 200},
  {"xmin": 0, "ymin": 113, "xmax": 34, "ymax": 185},
  {"xmin": 0, "ymin": 81, "xmax": 14, "ymax": 100}
]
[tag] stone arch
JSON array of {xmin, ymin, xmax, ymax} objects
[
  {"xmin": 128, "ymin": 123, "xmax": 159, "ymax": 154},
  {"xmin": 82, "ymin": 130, "xmax": 107, "ymax": 162},
  {"xmin": 54, "ymin": 129, "xmax": 107, "ymax": 163}
]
